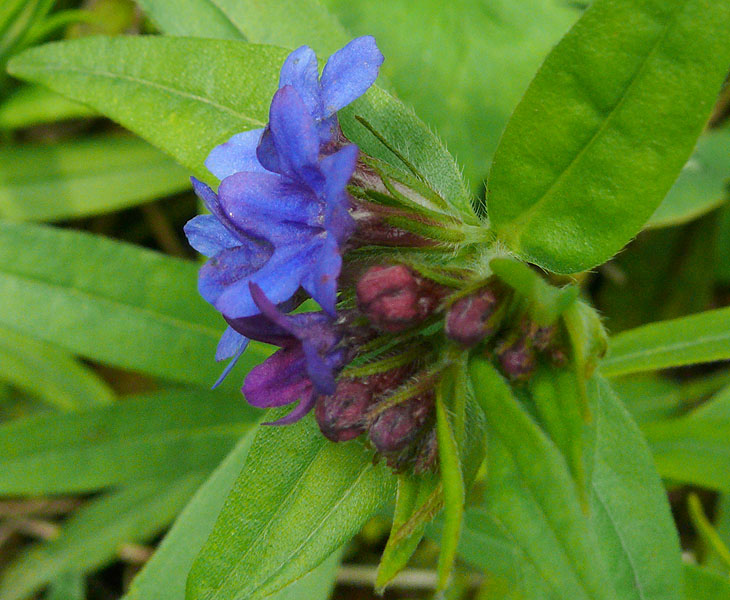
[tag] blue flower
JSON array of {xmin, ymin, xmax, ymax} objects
[
  {"xmin": 186, "ymin": 85, "xmax": 358, "ymax": 321},
  {"xmin": 205, "ymin": 36, "xmax": 384, "ymax": 180},
  {"xmin": 234, "ymin": 283, "xmax": 348, "ymax": 425}
]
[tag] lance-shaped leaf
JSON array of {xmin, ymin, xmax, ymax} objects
[
  {"xmin": 0, "ymin": 135, "xmax": 190, "ymax": 222},
  {"xmin": 0, "ymin": 221, "xmax": 267, "ymax": 387},
  {"xmin": 0, "ymin": 85, "xmax": 94, "ymax": 129},
  {"xmin": 0, "ymin": 388, "xmax": 257, "ymax": 495},
  {"xmin": 601, "ymin": 306, "xmax": 730, "ymax": 377},
  {"xmin": 487, "ymin": 0, "xmax": 730, "ymax": 274},
  {"xmin": 684, "ymin": 564, "xmax": 730, "ymax": 600},
  {"xmin": 186, "ymin": 414, "xmax": 395, "ymax": 600}
]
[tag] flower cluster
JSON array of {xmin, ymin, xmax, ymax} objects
[{"xmin": 185, "ymin": 36, "xmax": 573, "ymax": 471}]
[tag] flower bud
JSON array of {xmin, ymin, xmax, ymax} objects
[
  {"xmin": 496, "ymin": 337, "xmax": 536, "ymax": 381},
  {"xmin": 445, "ymin": 287, "xmax": 502, "ymax": 347},
  {"xmin": 315, "ymin": 379, "xmax": 372, "ymax": 442},
  {"xmin": 356, "ymin": 265, "xmax": 440, "ymax": 332},
  {"xmin": 368, "ymin": 393, "xmax": 434, "ymax": 454}
]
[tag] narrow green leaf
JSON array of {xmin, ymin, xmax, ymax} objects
[
  {"xmin": 0, "ymin": 388, "xmax": 257, "ymax": 495},
  {"xmin": 44, "ymin": 572, "xmax": 85, "ymax": 600},
  {"xmin": 487, "ymin": 0, "xmax": 730, "ymax": 273},
  {"xmin": 468, "ymin": 357, "xmax": 614, "ymax": 600},
  {"xmin": 324, "ymin": 0, "xmax": 580, "ymax": 190},
  {"xmin": 0, "ymin": 135, "xmax": 190, "ymax": 221},
  {"xmin": 186, "ymin": 414, "xmax": 395, "ymax": 600},
  {"xmin": 0, "ymin": 324, "xmax": 114, "ymax": 410},
  {"xmin": 435, "ymin": 385, "xmax": 465, "ymax": 590},
  {"xmin": 0, "ymin": 221, "xmax": 267, "ymax": 387},
  {"xmin": 0, "ymin": 474, "xmax": 205, "ymax": 600},
  {"xmin": 0, "ymin": 85, "xmax": 94, "ymax": 129},
  {"xmin": 589, "ymin": 377, "xmax": 682, "ymax": 600},
  {"xmin": 684, "ymin": 564, "xmax": 730, "ymax": 600},
  {"xmin": 648, "ymin": 128, "xmax": 730, "ymax": 228},
  {"xmin": 0, "ymin": 0, "xmax": 52, "ymax": 64},
  {"xmin": 688, "ymin": 493, "xmax": 730, "ymax": 571},
  {"xmin": 7, "ymin": 36, "xmax": 282, "ymax": 179},
  {"xmin": 602, "ymin": 307, "xmax": 730, "ymax": 377}
]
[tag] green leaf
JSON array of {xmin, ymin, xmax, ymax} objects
[
  {"xmin": 0, "ymin": 135, "xmax": 190, "ymax": 222},
  {"xmin": 0, "ymin": 388, "xmax": 257, "ymax": 495},
  {"xmin": 7, "ymin": 36, "xmax": 283, "ymax": 179},
  {"xmin": 468, "ymin": 357, "xmax": 614, "ymax": 600},
  {"xmin": 0, "ymin": 221, "xmax": 267, "ymax": 387},
  {"xmin": 490, "ymin": 257, "xmax": 579, "ymax": 325},
  {"xmin": 588, "ymin": 377, "xmax": 682, "ymax": 600},
  {"xmin": 487, "ymin": 0, "xmax": 730, "ymax": 274},
  {"xmin": 601, "ymin": 307, "xmax": 730, "ymax": 377},
  {"xmin": 0, "ymin": 474, "xmax": 205, "ymax": 600},
  {"xmin": 0, "ymin": 85, "xmax": 94, "ymax": 129},
  {"xmin": 643, "ymin": 384, "xmax": 730, "ymax": 492},
  {"xmin": 324, "ymin": 0, "xmax": 580, "ymax": 190},
  {"xmin": 45, "ymin": 572, "xmax": 84, "ymax": 600},
  {"xmin": 648, "ymin": 128, "xmax": 730, "ymax": 228},
  {"xmin": 684, "ymin": 564, "xmax": 730, "ymax": 600},
  {"xmin": 0, "ymin": 0, "xmax": 52, "ymax": 64},
  {"xmin": 138, "ymin": 0, "xmax": 349, "ymax": 56},
  {"xmin": 0, "ymin": 324, "xmax": 114, "ymax": 410},
  {"xmin": 186, "ymin": 414, "xmax": 395, "ymax": 600}
]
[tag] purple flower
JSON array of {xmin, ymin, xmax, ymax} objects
[
  {"xmin": 231, "ymin": 283, "xmax": 348, "ymax": 425},
  {"xmin": 205, "ymin": 36, "xmax": 384, "ymax": 181},
  {"xmin": 186, "ymin": 85, "xmax": 358, "ymax": 320}
]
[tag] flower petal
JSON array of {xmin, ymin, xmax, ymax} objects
[
  {"xmin": 301, "ymin": 339, "xmax": 337, "ymax": 396},
  {"xmin": 184, "ymin": 214, "xmax": 240, "ymax": 257},
  {"xmin": 301, "ymin": 234, "xmax": 342, "ymax": 317},
  {"xmin": 263, "ymin": 393, "xmax": 318, "ymax": 426},
  {"xmin": 320, "ymin": 36, "xmax": 384, "ymax": 117},
  {"xmin": 198, "ymin": 243, "xmax": 272, "ymax": 305},
  {"xmin": 321, "ymin": 143, "xmax": 359, "ymax": 198},
  {"xmin": 268, "ymin": 86, "xmax": 321, "ymax": 183},
  {"xmin": 243, "ymin": 346, "xmax": 313, "ymax": 408},
  {"xmin": 278, "ymin": 46, "xmax": 323, "ymax": 121},
  {"xmin": 212, "ymin": 327, "xmax": 249, "ymax": 389},
  {"xmin": 204, "ymin": 129, "xmax": 266, "ymax": 180}
]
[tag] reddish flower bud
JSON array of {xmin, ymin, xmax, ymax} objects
[
  {"xmin": 356, "ymin": 265, "xmax": 440, "ymax": 332},
  {"xmin": 315, "ymin": 379, "xmax": 372, "ymax": 442},
  {"xmin": 496, "ymin": 337, "xmax": 536, "ymax": 381},
  {"xmin": 368, "ymin": 393, "xmax": 434, "ymax": 454},
  {"xmin": 445, "ymin": 287, "xmax": 501, "ymax": 347},
  {"xmin": 413, "ymin": 428, "xmax": 438, "ymax": 474}
]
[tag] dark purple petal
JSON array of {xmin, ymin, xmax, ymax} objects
[
  {"xmin": 268, "ymin": 86, "xmax": 322, "ymax": 184},
  {"xmin": 278, "ymin": 46, "xmax": 323, "ymax": 121},
  {"xmin": 198, "ymin": 244, "xmax": 272, "ymax": 305},
  {"xmin": 184, "ymin": 214, "xmax": 240, "ymax": 257},
  {"xmin": 263, "ymin": 393, "xmax": 318, "ymax": 426},
  {"xmin": 301, "ymin": 234, "xmax": 341, "ymax": 317},
  {"xmin": 243, "ymin": 346, "xmax": 313, "ymax": 408},
  {"xmin": 320, "ymin": 36, "xmax": 383, "ymax": 117},
  {"xmin": 204, "ymin": 129, "xmax": 266, "ymax": 180},
  {"xmin": 301, "ymin": 340, "xmax": 337, "ymax": 395},
  {"xmin": 212, "ymin": 327, "xmax": 249, "ymax": 389}
]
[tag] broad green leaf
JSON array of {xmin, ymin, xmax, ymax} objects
[
  {"xmin": 0, "ymin": 135, "xmax": 190, "ymax": 221},
  {"xmin": 610, "ymin": 374, "xmax": 685, "ymax": 425},
  {"xmin": 123, "ymin": 430, "xmax": 258, "ymax": 600},
  {"xmin": 601, "ymin": 307, "xmax": 730, "ymax": 377},
  {"xmin": 186, "ymin": 413, "xmax": 395, "ymax": 600},
  {"xmin": 45, "ymin": 572, "xmax": 84, "ymax": 600},
  {"xmin": 684, "ymin": 564, "xmax": 730, "ymax": 600},
  {"xmin": 648, "ymin": 128, "xmax": 730, "ymax": 228},
  {"xmin": 643, "ymin": 384, "xmax": 730, "ymax": 492},
  {"xmin": 138, "ymin": 0, "xmax": 349, "ymax": 56},
  {"xmin": 487, "ymin": 0, "xmax": 730, "ymax": 273},
  {"xmin": 468, "ymin": 357, "xmax": 614, "ymax": 600},
  {"xmin": 0, "ymin": 85, "xmax": 94, "ymax": 129},
  {"xmin": 0, "ymin": 324, "xmax": 114, "ymax": 410},
  {"xmin": 324, "ymin": 0, "xmax": 580, "ymax": 190},
  {"xmin": 7, "ymin": 36, "xmax": 282, "ymax": 179},
  {"xmin": 8, "ymin": 37, "xmax": 471, "ymax": 217},
  {"xmin": 0, "ymin": 388, "xmax": 257, "ymax": 495},
  {"xmin": 0, "ymin": 474, "xmax": 205, "ymax": 600},
  {"xmin": 589, "ymin": 377, "xmax": 682, "ymax": 600},
  {"xmin": 0, "ymin": 221, "xmax": 267, "ymax": 387}
]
